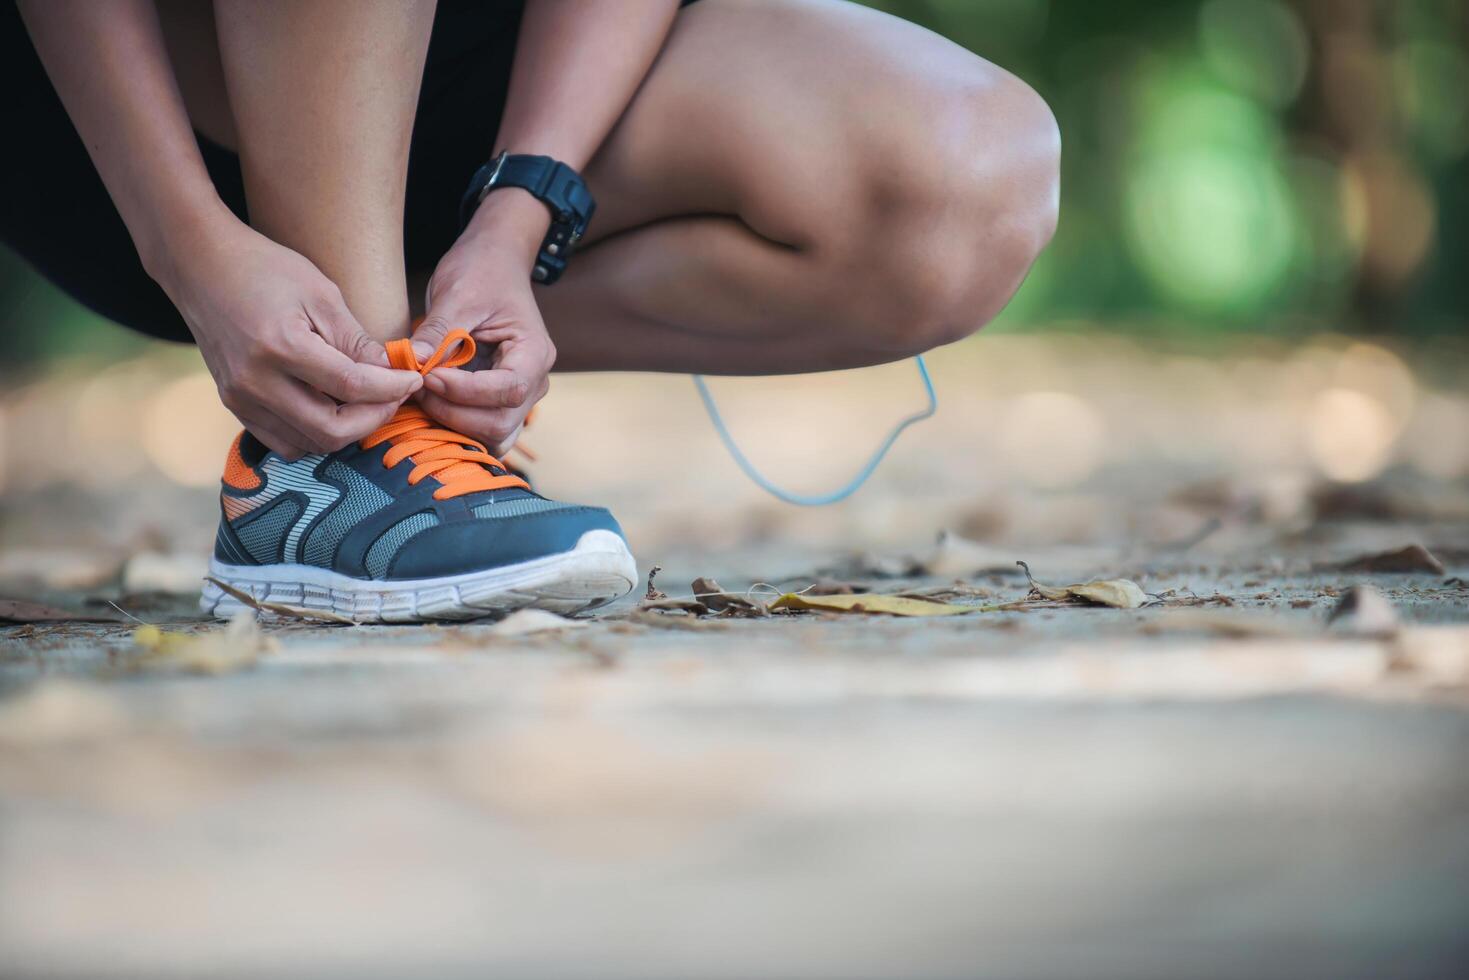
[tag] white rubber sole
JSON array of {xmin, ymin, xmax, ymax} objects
[{"xmin": 200, "ymin": 529, "xmax": 637, "ymax": 623}]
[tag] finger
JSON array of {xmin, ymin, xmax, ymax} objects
[
  {"xmin": 421, "ymin": 366, "xmax": 530, "ymax": 409},
  {"xmin": 417, "ymin": 391, "xmax": 525, "ymax": 449},
  {"xmin": 410, "ymin": 312, "xmax": 462, "ymax": 364},
  {"xmin": 284, "ymin": 330, "xmax": 422, "ymax": 404},
  {"xmin": 263, "ymin": 376, "xmax": 403, "ymax": 453},
  {"xmin": 243, "ymin": 424, "xmax": 306, "ymax": 461},
  {"xmin": 491, "ymin": 421, "xmax": 524, "ymax": 458},
  {"xmin": 235, "ymin": 404, "xmax": 311, "ymax": 461},
  {"xmin": 489, "ymin": 335, "xmax": 552, "ymax": 399},
  {"xmin": 310, "ymin": 294, "xmax": 393, "ymax": 368}
]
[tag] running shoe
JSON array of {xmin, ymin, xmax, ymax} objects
[{"xmin": 200, "ymin": 330, "xmax": 637, "ymax": 622}]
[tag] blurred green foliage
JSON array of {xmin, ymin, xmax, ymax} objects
[{"xmin": 862, "ymin": 0, "xmax": 1469, "ymax": 333}]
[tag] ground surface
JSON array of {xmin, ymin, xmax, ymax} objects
[{"xmin": 3, "ymin": 334, "xmax": 1468, "ymax": 978}]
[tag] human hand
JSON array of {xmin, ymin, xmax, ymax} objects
[
  {"xmin": 160, "ymin": 217, "xmax": 423, "ymax": 458},
  {"xmin": 413, "ymin": 203, "xmax": 556, "ymax": 454}
]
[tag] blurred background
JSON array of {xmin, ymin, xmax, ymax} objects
[
  {"xmin": 1, "ymin": 0, "xmax": 1467, "ymax": 577},
  {"xmin": 4, "ymin": 7, "xmax": 1468, "ymax": 975},
  {"xmin": 869, "ymin": 0, "xmax": 1469, "ymax": 334}
]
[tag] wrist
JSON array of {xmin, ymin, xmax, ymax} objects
[
  {"xmin": 462, "ymin": 187, "xmax": 553, "ymax": 274},
  {"xmin": 139, "ymin": 193, "xmax": 239, "ymax": 298}
]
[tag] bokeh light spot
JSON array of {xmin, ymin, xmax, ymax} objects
[
  {"xmin": 141, "ymin": 373, "xmax": 239, "ymax": 488},
  {"xmin": 1198, "ymin": 0, "xmax": 1310, "ymax": 107},
  {"xmin": 1125, "ymin": 147, "xmax": 1295, "ymax": 314},
  {"xmin": 1405, "ymin": 393, "xmax": 1469, "ymax": 480},
  {"xmin": 1333, "ymin": 342, "xmax": 1417, "ymax": 431},
  {"xmin": 997, "ymin": 391, "xmax": 1105, "ymax": 488},
  {"xmin": 1306, "ymin": 387, "xmax": 1397, "ymax": 483},
  {"xmin": 1393, "ymin": 40, "xmax": 1469, "ymax": 162}
]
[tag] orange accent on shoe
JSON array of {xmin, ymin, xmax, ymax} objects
[
  {"xmin": 222, "ymin": 433, "xmax": 263, "ymax": 490},
  {"xmin": 369, "ymin": 330, "xmax": 530, "ymax": 499},
  {"xmin": 221, "ymin": 494, "xmax": 262, "ymax": 521}
]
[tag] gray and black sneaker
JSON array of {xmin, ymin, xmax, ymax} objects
[{"xmin": 200, "ymin": 334, "xmax": 636, "ymax": 622}]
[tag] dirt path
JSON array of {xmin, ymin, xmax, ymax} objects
[{"xmin": 4, "ymin": 335, "xmax": 1468, "ymax": 977}]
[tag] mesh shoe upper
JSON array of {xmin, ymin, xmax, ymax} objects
[
  {"xmin": 213, "ymin": 330, "xmax": 624, "ymax": 580},
  {"xmin": 216, "ymin": 432, "xmax": 623, "ymax": 580}
]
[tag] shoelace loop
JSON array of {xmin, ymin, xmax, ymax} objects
[{"xmin": 364, "ymin": 330, "xmax": 529, "ymax": 499}]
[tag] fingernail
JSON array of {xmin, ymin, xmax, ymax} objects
[
  {"xmin": 411, "ymin": 341, "xmax": 435, "ymax": 361},
  {"xmin": 423, "ymin": 373, "xmax": 446, "ymax": 394}
]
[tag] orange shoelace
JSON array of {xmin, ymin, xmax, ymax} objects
[{"xmin": 365, "ymin": 330, "xmax": 530, "ymax": 499}]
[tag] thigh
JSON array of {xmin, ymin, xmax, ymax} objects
[{"xmin": 580, "ymin": 0, "xmax": 1005, "ymax": 249}]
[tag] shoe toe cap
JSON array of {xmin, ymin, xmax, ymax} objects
[{"xmin": 385, "ymin": 505, "xmax": 624, "ymax": 580}]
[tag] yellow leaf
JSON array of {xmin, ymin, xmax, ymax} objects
[
  {"xmin": 770, "ymin": 592, "xmax": 984, "ymax": 617},
  {"xmin": 129, "ymin": 613, "xmax": 270, "ymax": 675}
]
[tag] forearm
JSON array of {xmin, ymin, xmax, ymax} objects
[
  {"xmin": 466, "ymin": 0, "xmax": 680, "ymax": 263},
  {"xmin": 18, "ymin": 0, "xmax": 229, "ymax": 288}
]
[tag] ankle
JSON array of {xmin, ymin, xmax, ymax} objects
[{"xmin": 350, "ymin": 293, "xmax": 413, "ymax": 344}]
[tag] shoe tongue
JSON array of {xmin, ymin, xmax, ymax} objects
[{"xmin": 381, "ymin": 336, "xmax": 507, "ymax": 490}]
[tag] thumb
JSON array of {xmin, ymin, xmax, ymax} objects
[
  {"xmin": 418, "ymin": 272, "xmax": 482, "ymax": 362},
  {"xmin": 411, "ymin": 312, "xmax": 457, "ymax": 364}
]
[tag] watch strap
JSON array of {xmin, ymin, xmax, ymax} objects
[{"xmin": 458, "ymin": 152, "xmax": 596, "ymax": 285}]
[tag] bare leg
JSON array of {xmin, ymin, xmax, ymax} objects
[
  {"xmin": 211, "ymin": 0, "xmax": 434, "ymax": 344},
  {"xmin": 534, "ymin": 0, "xmax": 1061, "ymax": 375}
]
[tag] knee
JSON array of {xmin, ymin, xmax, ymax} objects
[{"xmin": 831, "ymin": 72, "xmax": 1060, "ymax": 356}]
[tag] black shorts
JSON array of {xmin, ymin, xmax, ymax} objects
[{"xmin": 1, "ymin": 1, "xmax": 691, "ymax": 345}]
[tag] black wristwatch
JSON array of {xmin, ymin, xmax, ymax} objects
[{"xmin": 458, "ymin": 151, "xmax": 595, "ymax": 285}]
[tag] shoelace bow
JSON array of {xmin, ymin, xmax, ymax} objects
[{"xmin": 366, "ymin": 329, "xmax": 529, "ymax": 499}]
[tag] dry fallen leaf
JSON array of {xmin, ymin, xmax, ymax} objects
[
  {"xmin": 489, "ymin": 608, "xmax": 588, "ymax": 636},
  {"xmin": 207, "ymin": 578, "xmax": 355, "ymax": 624},
  {"xmin": 691, "ymin": 577, "xmax": 767, "ymax": 617},
  {"xmin": 1334, "ymin": 544, "xmax": 1445, "ymax": 575},
  {"xmin": 0, "ymin": 598, "xmax": 122, "ymax": 624},
  {"xmin": 922, "ymin": 531, "xmax": 1016, "ymax": 577},
  {"xmin": 129, "ymin": 612, "xmax": 271, "ymax": 675},
  {"xmin": 770, "ymin": 592, "xmax": 985, "ymax": 617},
  {"xmin": 1325, "ymin": 585, "xmax": 1400, "ymax": 637},
  {"xmin": 1067, "ymin": 580, "xmax": 1150, "ymax": 609},
  {"xmin": 638, "ymin": 596, "xmax": 710, "ymax": 614},
  {"xmin": 1017, "ymin": 561, "xmax": 1148, "ymax": 609}
]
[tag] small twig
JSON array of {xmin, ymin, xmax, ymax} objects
[
  {"xmin": 644, "ymin": 564, "xmax": 666, "ymax": 600},
  {"xmin": 745, "ymin": 581, "xmax": 813, "ymax": 601},
  {"xmin": 1016, "ymin": 560, "xmax": 1045, "ymax": 599},
  {"xmin": 106, "ymin": 600, "xmax": 151, "ymax": 626}
]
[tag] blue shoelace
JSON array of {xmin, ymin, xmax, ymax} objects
[{"xmin": 691, "ymin": 355, "xmax": 936, "ymax": 506}]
